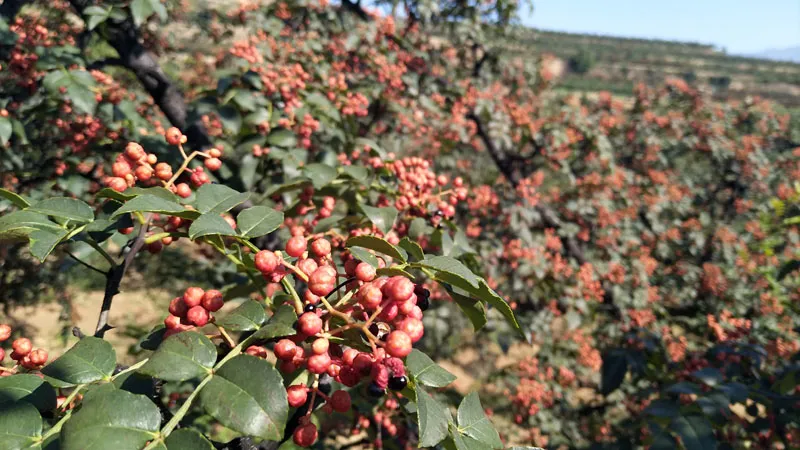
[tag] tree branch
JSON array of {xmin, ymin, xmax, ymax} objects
[
  {"xmin": 66, "ymin": 0, "xmax": 212, "ymax": 150},
  {"xmin": 94, "ymin": 217, "xmax": 151, "ymax": 337}
]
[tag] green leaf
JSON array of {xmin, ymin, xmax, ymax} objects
[
  {"xmin": 420, "ymin": 256, "xmax": 479, "ymax": 289},
  {"xmin": 474, "ymin": 281, "xmax": 524, "ymax": 339},
  {"xmin": 416, "ymin": 386, "xmax": 452, "ymax": 447},
  {"xmin": 692, "ymin": 367, "xmax": 723, "ymax": 387},
  {"xmin": 375, "ymin": 267, "xmax": 415, "ymax": 278},
  {"xmin": 346, "ymin": 235, "xmax": 406, "ymax": 262},
  {"xmin": 216, "ymin": 300, "xmax": 267, "ymax": 331},
  {"xmin": 194, "ymin": 184, "xmax": 250, "ymax": 215},
  {"xmin": 0, "ymin": 189, "xmax": 30, "ymax": 208},
  {"xmin": 341, "ymin": 165, "xmax": 368, "ymax": 182},
  {"xmin": 0, "ymin": 374, "xmax": 57, "ymax": 411},
  {"xmin": 302, "ymin": 163, "xmax": 338, "ymax": 189},
  {"xmin": 139, "ymin": 331, "xmax": 216, "ymax": 382},
  {"xmin": 251, "ymin": 304, "xmax": 297, "ymax": 340},
  {"xmin": 669, "ymin": 415, "xmax": 717, "ymax": 450},
  {"xmin": 0, "ymin": 211, "xmax": 61, "ymax": 241},
  {"xmin": 218, "ymin": 105, "xmax": 242, "ymax": 134},
  {"xmin": 0, "ymin": 116, "xmax": 11, "ymax": 146},
  {"xmin": 66, "ymin": 83, "xmax": 97, "ymax": 115},
  {"xmin": 457, "ymin": 392, "xmax": 502, "ymax": 448},
  {"xmin": 29, "ymin": 197, "xmax": 94, "ymax": 222},
  {"xmin": 0, "ymin": 402, "xmax": 41, "ymax": 450},
  {"xmin": 111, "ymin": 194, "xmax": 191, "ymax": 219},
  {"xmin": 448, "ymin": 290, "xmax": 487, "ymax": 331},
  {"xmin": 188, "ymin": 213, "xmax": 237, "ymax": 240},
  {"xmin": 165, "ymin": 428, "xmax": 215, "ymax": 450},
  {"xmin": 449, "ymin": 432, "xmax": 486, "ymax": 450},
  {"xmin": 233, "ymin": 89, "xmax": 258, "ymax": 110},
  {"xmin": 199, "ymin": 355, "xmax": 288, "ymax": 440},
  {"xmin": 408, "ymin": 217, "xmax": 427, "ymax": 239},
  {"xmin": 406, "ymin": 349, "xmax": 456, "ymax": 388},
  {"xmin": 600, "ymin": 349, "xmax": 628, "ymax": 396},
  {"xmin": 359, "ymin": 204, "xmax": 397, "ymax": 235},
  {"xmin": 348, "ymin": 247, "xmax": 380, "ymax": 268},
  {"xmin": 41, "ymin": 337, "xmax": 116, "ymax": 385},
  {"xmin": 398, "ymin": 237, "xmax": 424, "ymax": 261},
  {"xmin": 237, "ymin": 206, "xmax": 283, "ymax": 238},
  {"xmin": 97, "ymin": 187, "xmax": 177, "ymax": 203},
  {"xmin": 84, "ymin": 6, "xmax": 110, "ymax": 31},
  {"xmin": 61, "ymin": 388, "xmax": 160, "ymax": 450},
  {"xmin": 28, "ymin": 228, "xmax": 69, "ymax": 262},
  {"xmin": 130, "ymin": 0, "xmax": 153, "ymax": 27},
  {"xmin": 266, "ymin": 129, "xmax": 297, "ymax": 148}
]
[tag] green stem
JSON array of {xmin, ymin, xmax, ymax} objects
[
  {"xmin": 156, "ymin": 375, "xmax": 213, "ymax": 439},
  {"xmin": 145, "ymin": 336, "xmax": 256, "ymax": 447},
  {"xmin": 86, "ymin": 240, "xmax": 117, "ymax": 268},
  {"xmin": 40, "ymin": 409, "xmax": 73, "ymax": 441},
  {"xmin": 112, "ymin": 358, "xmax": 149, "ymax": 380},
  {"xmin": 281, "ymin": 277, "xmax": 304, "ymax": 314}
]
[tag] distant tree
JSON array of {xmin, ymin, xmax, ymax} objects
[{"xmin": 568, "ymin": 48, "xmax": 596, "ymax": 74}]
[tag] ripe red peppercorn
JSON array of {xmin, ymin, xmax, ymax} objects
[
  {"xmin": 0, "ymin": 324, "xmax": 11, "ymax": 341},
  {"xmin": 293, "ymin": 423, "xmax": 318, "ymax": 447},
  {"xmin": 28, "ymin": 349, "xmax": 47, "ymax": 366},
  {"xmin": 285, "ymin": 235, "xmax": 307, "ymax": 258},
  {"xmin": 310, "ymin": 239, "xmax": 331, "ymax": 257},
  {"xmin": 202, "ymin": 290, "xmax": 224, "ymax": 312},
  {"xmin": 255, "ymin": 250, "xmax": 281, "ymax": 274},
  {"xmin": 175, "ymin": 183, "xmax": 192, "ymax": 198},
  {"xmin": 204, "ymin": 157, "xmax": 222, "ymax": 171},
  {"xmin": 329, "ymin": 390, "xmax": 351, "ymax": 413},
  {"xmin": 287, "ymin": 385, "xmax": 308, "ymax": 408},
  {"xmin": 307, "ymin": 353, "xmax": 332, "ymax": 374},
  {"xmin": 312, "ymin": 338, "xmax": 329, "ymax": 355},
  {"xmin": 387, "ymin": 276, "xmax": 414, "ymax": 302},
  {"xmin": 397, "ymin": 317, "xmax": 424, "ymax": 343},
  {"xmin": 169, "ymin": 297, "xmax": 188, "ymax": 317},
  {"xmin": 165, "ymin": 127, "xmax": 183, "ymax": 146},
  {"xmin": 183, "ymin": 287, "xmax": 205, "ymax": 308},
  {"xmin": 186, "ymin": 305, "xmax": 209, "ymax": 327},
  {"xmin": 274, "ymin": 339, "xmax": 298, "ymax": 361},
  {"xmin": 385, "ymin": 331, "xmax": 413, "ymax": 358},
  {"xmin": 308, "ymin": 266, "xmax": 337, "ymax": 296},
  {"xmin": 355, "ymin": 262, "xmax": 377, "ymax": 282},
  {"xmin": 12, "ymin": 338, "xmax": 32, "ymax": 356},
  {"xmin": 358, "ymin": 284, "xmax": 383, "ymax": 310},
  {"xmin": 298, "ymin": 312, "xmax": 323, "ymax": 336},
  {"xmin": 164, "ymin": 314, "xmax": 182, "ymax": 329}
]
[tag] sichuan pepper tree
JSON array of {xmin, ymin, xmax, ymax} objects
[
  {"xmin": 0, "ymin": 125, "xmax": 523, "ymax": 449},
  {"xmin": 1, "ymin": 0, "xmax": 800, "ymax": 448}
]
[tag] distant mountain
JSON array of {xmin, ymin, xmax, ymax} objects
[{"xmin": 748, "ymin": 46, "xmax": 800, "ymax": 63}]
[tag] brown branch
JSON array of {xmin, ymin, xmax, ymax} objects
[
  {"xmin": 94, "ymin": 216, "xmax": 151, "ymax": 337},
  {"xmin": 66, "ymin": 0, "xmax": 212, "ymax": 150}
]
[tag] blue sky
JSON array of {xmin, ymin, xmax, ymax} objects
[{"xmin": 520, "ymin": 0, "xmax": 800, "ymax": 54}]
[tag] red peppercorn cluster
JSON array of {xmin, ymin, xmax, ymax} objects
[
  {"xmin": 0, "ymin": 324, "xmax": 48, "ymax": 372},
  {"xmin": 163, "ymin": 287, "xmax": 225, "ymax": 337},
  {"xmin": 104, "ymin": 129, "xmax": 224, "ymax": 196},
  {"xmin": 104, "ymin": 142, "xmax": 165, "ymax": 192},
  {"xmin": 243, "ymin": 234, "xmax": 435, "ymax": 447},
  {"xmin": 384, "ymin": 157, "xmax": 467, "ymax": 221}
]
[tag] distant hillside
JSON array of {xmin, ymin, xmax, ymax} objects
[
  {"xmin": 494, "ymin": 28, "xmax": 800, "ymax": 107},
  {"xmin": 751, "ymin": 46, "xmax": 800, "ymax": 63}
]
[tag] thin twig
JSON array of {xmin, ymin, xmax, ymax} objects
[{"xmin": 65, "ymin": 250, "xmax": 108, "ymax": 276}]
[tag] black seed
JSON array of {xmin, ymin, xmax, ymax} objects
[
  {"xmin": 304, "ymin": 303, "xmax": 317, "ymax": 313},
  {"xmin": 417, "ymin": 296, "xmax": 430, "ymax": 311},
  {"xmin": 367, "ymin": 382, "xmax": 386, "ymax": 397},
  {"xmin": 388, "ymin": 376, "xmax": 408, "ymax": 391}
]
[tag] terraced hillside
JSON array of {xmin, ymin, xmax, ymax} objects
[{"xmin": 500, "ymin": 27, "xmax": 800, "ymax": 107}]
